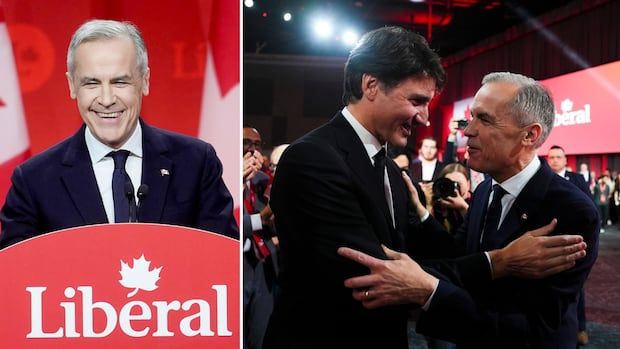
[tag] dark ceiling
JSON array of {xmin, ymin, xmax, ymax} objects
[{"xmin": 244, "ymin": 0, "xmax": 577, "ymax": 57}]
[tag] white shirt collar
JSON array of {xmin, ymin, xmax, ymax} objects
[
  {"xmin": 342, "ymin": 107, "xmax": 384, "ymax": 161},
  {"xmin": 492, "ymin": 156, "xmax": 541, "ymax": 198},
  {"xmin": 557, "ymin": 168, "xmax": 567, "ymax": 178},
  {"xmin": 85, "ymin": 122, "xmax": 143, "ymax": 164}
]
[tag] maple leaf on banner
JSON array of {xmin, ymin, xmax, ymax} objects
[{"xmin": 119, "ymin": 254, "xmax": 162, "ymax": 297}]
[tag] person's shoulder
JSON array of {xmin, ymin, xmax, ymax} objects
[
  {"xmin": 18, "ymin": 134, "xmax": 77, "ymax": 174},
  {"xmin": 144, "ymin": 124, "xmax": 217, "ymax": 160},
  {"xmin": 147, "ymin": 124, "xmax": 212, "ymax": 149},
  {"xmin": 548, "ymin": 172, "xmax": 596, "ymax": 210},
  {"xmin": 410, "ymin": 158, "xmax": 422, "ymax": 166}
]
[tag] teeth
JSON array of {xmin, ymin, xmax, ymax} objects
[{"xmin": 95, "ymin": 111, "xmax": 122, "ymax": 118}]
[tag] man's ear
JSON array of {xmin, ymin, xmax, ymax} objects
[
  {"xmin": 66, "ymin": 72, "xmax": 76, "ymax": 99},
  {"xmin": 523, "ymin": 123, "xmax": 543, "ymax": 146},
  {"xmin": 361, "ymin": 73, "xmax": 379, "ymax": 101},
  {"xmin": 142, "ymin": 67, "xmax": 150, "ymax": 96}
]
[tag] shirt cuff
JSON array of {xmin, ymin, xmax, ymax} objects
[
  {"xmin": 250, "ymin": 213, "xmax": 263, "ymax": 231},
  {"xmin": 484, "ymin": 251, "xmax": 494, "ymax": 279},
  {"xmin": 421, "ymin": 277, "xmax": 440, "ymax": 311},
  {"xmin": 419, "ymin": 210, "xmax": 430, "ymax": 222}
]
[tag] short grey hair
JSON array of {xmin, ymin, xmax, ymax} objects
[
  {"xmin": 67, "ymin": 19, "xmax": 148, "ymax": 77},
  {"xmin": 482, "ymin": 72, "xmax": 555, "ymax": 148}
]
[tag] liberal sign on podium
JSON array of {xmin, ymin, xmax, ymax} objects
[{"xmin": 0, "ymin": 223, "xmax": 239, "ymax": 348}]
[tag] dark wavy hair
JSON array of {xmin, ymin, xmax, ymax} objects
[{"xmin": 342, "ymin": 26, "xmax": 446, "ymax": 105}]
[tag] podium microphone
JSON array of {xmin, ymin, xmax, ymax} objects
[
  {"xmin": 136, "ymin": 184, "xmax": 149, "ymax": 222},
  {"xmin": 124, "ymin": 181, "xmax": 137, "ymax": 223}
]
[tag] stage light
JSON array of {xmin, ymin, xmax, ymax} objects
[
  {"xmin": 342, "ymin": 29, "xmax": 359, "ymax": 46},
  {"xmin": 312, "ymin": 18, "xmax": 334, "ymax": 39},
  {"xmin": 244, "ymin": 0, "xmax": 254, "ymax": 8},
  {"xmin": 283, "ymin": 12, "xmax": 292, "ymax": 22}
]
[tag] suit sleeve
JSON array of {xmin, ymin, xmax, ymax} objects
[
  {"xmin": 196, "ymin": 143, "xmax": 239, "ymax": 239},
  {"xmin": 416, "ymin": 190, "xmax": 600, "ymax": 347},
  {"xmin": 0, "ymin": 166, "xmax": 41, "ymax": 248},
  {"xmin": 444, "ymin": 138, "xmax": 457, "ymax": 164},
  {"xmin": 406, "ymin": 204, "xmax": 494, "ymax": 293}
]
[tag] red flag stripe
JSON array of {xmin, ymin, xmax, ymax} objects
[{"xmin": 0, "ymin": 149, "xmax": 30, "ymax": 206}]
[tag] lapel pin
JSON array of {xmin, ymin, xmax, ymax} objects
[
  {"xmin": 520, "ymin": 213, "xmax": 528, "ymax": 221},
  {"xmin": 160, "ymin": 169, "xmax": 170, "ymax": 176}
]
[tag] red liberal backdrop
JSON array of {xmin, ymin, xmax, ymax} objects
[
  {"xmin": 4, "ymin": 0, "xmax": 205, "ymax": 151},
  {"xmin": 538, "ymin": 59, "xmax": 620, "ymax": 156}
]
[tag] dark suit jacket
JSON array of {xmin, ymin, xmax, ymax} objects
[
  {"xmin": 410, "ymin": 157, "xmax": 445, "ymax": 183},
  {"xmin": 417, "ymin": 160, "xmax": 600, "ymax": 348},
  {"xmin": 0, "ymin": 119, "xmax": 238, "ymax": 248},
  {"xmin": 565, "ymin": 170, "xmax": 592, "ymax": 198},
  {"xmin": 264, "ymin": 113, "xmax": 490, "ymax": 349}
]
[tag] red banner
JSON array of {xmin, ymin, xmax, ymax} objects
[
  {"xmin": 449, "ymin": 60, "xmax": 620, "ymax": 156},
  {"xmin": 538, "ymin": 59, "xmax": 620, "ymax": 155},
  {"xmin": 0, "ymin": 224, "xmax": 239, "ymax": 348}
]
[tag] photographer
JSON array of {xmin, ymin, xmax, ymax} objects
[{"xmin": 431, "ymin": 163, "xmax": 471, "ymax": 234}]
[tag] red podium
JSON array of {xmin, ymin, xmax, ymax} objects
[{"xmin": 0, "ymin": 224, "xmax": 239, "ymax": 348}]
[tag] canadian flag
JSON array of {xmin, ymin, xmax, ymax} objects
[
  {"xmin": 197, "ymin": 0, "xmax": 240, "ymax": 210},
  {"xmin": 0, "ymin": 6, "xmax": 30, "ymax": 207}
]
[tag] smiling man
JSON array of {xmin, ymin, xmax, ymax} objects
[
  {"xmin": 263, "ymin": 27, "xmax": 445, "ymax": 349},
  {"xmin": 0, "ymin": 20, "xmax": 238, "ymax": 248}
]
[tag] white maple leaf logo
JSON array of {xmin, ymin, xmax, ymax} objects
[
  {"xmin": 560, "ymin": 98, "xmax": 573, "ymax": 113},
  {"xmin": 119, "ymin": 254, "xmax": 163, "ymax": 297}
]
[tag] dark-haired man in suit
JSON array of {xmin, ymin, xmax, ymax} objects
[
  {"xmin": 0, "ymin": 19, "xmax": 238, "ymax": 248},
  {"xmin": 410, "ymin": 137, "xmax": 445, "ymax": 183},
  {"xmin": 264, "ymin": 26, "xmax": 589, "ymax": 349},
  {"xmin": 547, "ymin": 145, "xmax": 590, "ymax": 196}
]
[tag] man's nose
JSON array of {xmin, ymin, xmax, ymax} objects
[
  {"xmin": 99, "ymin": 84, "xmax": 116, "ymax": 107},
  {"xmin": 415, "ymin": 107, "xmax": 429, "ymax": 126},
  {"xmin": 463, "ymin": 119, "xmax": 475, "ymax": 137}
]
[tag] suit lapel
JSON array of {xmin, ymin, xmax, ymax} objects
[
  {"xmin": 331, "ymin": 114, "xmax": 394, "ymax": 247},
  {"xmin": 466, "ymin": 179, "xmax": 492, "ymax": 253},
  {"xmin": 60, "ymin": 126, "xmax": 108, "ymax": 224},
  {"xmin": 138, "ymin": 121, "xmax": 172, "ymax": 222}
]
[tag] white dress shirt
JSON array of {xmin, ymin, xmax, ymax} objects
[
  {"xmin": 488, "ymin": 156, "xmax": 541, "ymax": 231},
  {"xmin": 420, "ymin": 158, "xmax": 438, "ymax": 182},
  {"xmin": 342, "ymin": 107, "xmax": 395, "ymax": 227},
  {"xmin": 85, "ymin": 123, "xmax": 143, "ymax": 223}
]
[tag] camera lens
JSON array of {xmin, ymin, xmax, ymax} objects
[{"xmin": 432, "ymin": 177, "xmax": 459, "ymax": 198}]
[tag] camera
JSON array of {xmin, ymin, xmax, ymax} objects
[
  {"xmin": 432, "ymin": 177, "xmax": 460, "ymax": 199},
  {"xmin": 456, "ymin": 119, "xmax": 469, "ymax": 130}
]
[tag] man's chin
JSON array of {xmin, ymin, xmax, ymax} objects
[{"xmin": 389, "ymin": 136, "xmax": 408, "ymax": 148}]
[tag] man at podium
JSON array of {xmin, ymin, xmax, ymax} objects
[{"xmin": 0, "ymin": 19, "xmax": 238, "ymax": 248}]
